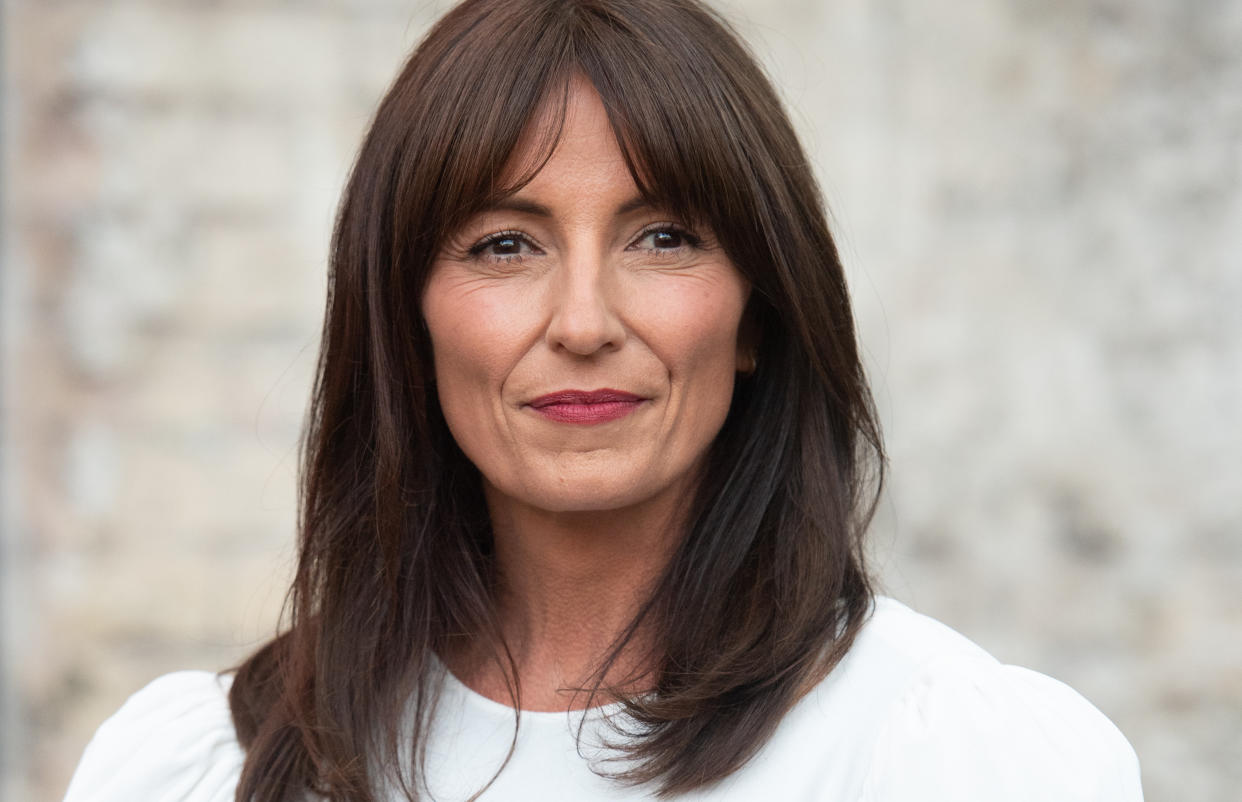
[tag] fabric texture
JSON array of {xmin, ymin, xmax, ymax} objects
[{"xmin": 62, "ymin": 597, "xmax": 1144, "ymax": 801}]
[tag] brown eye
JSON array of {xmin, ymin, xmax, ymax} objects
[
  {"xmin": 633, "ymin": 225, "xmax": 700, "ymax": 252},
  {"xmin": 469, "ymin": 230, "xmax": 538, "ymax": 260},
  {"xmin": 651, "ymin": 230, "xmax": 683, "ymax": 249},
  {"xmin": 490, "ymin": 236, "xmax": 523, "ymax": 255}
]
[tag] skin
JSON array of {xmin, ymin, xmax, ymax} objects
[{"xmin": 422, "ymin": 76, "xmax": 750, "ymax": 711}]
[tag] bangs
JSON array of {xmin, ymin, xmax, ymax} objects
[
  {"xmin": 573, "ymin": 8, "xmax": 768, "ymax": 251},
  {"xmin": 395, "ymin": 0, "xmax": 776, "ymax": 284}
]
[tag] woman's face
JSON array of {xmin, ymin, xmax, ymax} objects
[{"xmin": 422, "ymin": 77, "xmax": 750, "ymax": 516}]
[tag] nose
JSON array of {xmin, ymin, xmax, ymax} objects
[{"xmin": 544, "ymin": 250, "xmax": 626, "ymax": 356}]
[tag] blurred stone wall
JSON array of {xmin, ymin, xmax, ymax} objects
[{"xmin": 2, "ymin": 1, "xmax": 1238, "ymax": 800}]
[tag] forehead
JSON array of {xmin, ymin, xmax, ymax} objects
[{"xmin": 499, "ymin": 75, "xmax": 637, "ymax": 202}]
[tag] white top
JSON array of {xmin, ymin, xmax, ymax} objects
[{"xmin": 63, "ymin": 597, "xmax": 1143, "ymax": 801}]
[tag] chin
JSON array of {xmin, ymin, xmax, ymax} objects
[
  {"xmin": 492, "ymin": 472, "xmax": 671, "ymax": 515},
  {"xmin": 524, "ymin": 485, "xmax": 650, "ymax": 514}
]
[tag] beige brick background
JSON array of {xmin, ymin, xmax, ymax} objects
[{"xmin": 2, "ymin": 1, "xmax": 1239, "ymax": 800}]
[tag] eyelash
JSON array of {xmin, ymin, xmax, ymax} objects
[
  {"xmin": 468, "ymin": 230, "xmax": 537, "ymax": 262},
  {"xmin": 466, "ymin": 223, "xmax": 702, "ymax": 263},
  {"xmin": 632, "ymin": 222, "xmax": 703, "ymax": 253}
]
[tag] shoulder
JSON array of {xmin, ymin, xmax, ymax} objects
[
  {"xmin": 63, "ymin": 671, "xmax": 244, "ymax": 802},
  {"xmin": 828, "ymin": 598, "xmax": 1144, "ymax": 801}
]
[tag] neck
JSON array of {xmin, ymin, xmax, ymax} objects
[{"xmin": 449, "ymin": 483, "xmax": 689, "ymax": 712}]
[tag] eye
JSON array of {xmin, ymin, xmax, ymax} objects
[
  {"xmin": 469, "ymin": 230, "xmax": 540, "ymax": 260},
  {"xmin": 630, "ymin": 224, "xmax": 701, "ymax": 252}
]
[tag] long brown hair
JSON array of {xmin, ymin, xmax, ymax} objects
[{"xmin": 228, "ymin": 0, "xmax": 885, "ymax": 798}]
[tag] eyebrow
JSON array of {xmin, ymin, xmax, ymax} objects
[{"xmin": 482, "ymin": 195, "xmax": 653, "ymax": 218}]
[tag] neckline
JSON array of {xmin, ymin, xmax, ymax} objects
[
  {"xmin": 430, "ymin": 596, "xmax": 898, "ymax": 725},
  {"xmin": 434, "ymin": 655, "xmax": 631, "ymax": 725}
]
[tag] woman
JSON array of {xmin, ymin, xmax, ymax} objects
[{"xmin": 64, "ymin": 0, "xmax": 1142, "ymax": 800}]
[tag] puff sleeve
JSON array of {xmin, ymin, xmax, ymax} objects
[
  {"xmin": 63, "ymin": 671, "xmax": 244, "ymax": 802},
  {"xmin": 858, "ymin": 656, "xmax": 1143, "ymax": 802}
]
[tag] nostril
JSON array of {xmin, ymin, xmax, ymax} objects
[{"xmin": 545, "ymin": 273, "xmax": 625, "ymax": 356}]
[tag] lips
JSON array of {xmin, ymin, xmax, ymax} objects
[{"xmin": 527, "ymin": 389, "xmax": 646, "ymax": 424}]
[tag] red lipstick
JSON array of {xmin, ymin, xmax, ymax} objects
[{"xmin": 527, "ymin": 389, "xmax": 646, "ymax": 424}]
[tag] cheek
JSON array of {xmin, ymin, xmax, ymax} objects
[
  {"xmin": 423, "ymin": 279, "xmax": 528, "ymax": 387},
  {"xmin": 421, "ymin": 279, "xmax": 529, "ymax": 456},
  {"xmin": 634, "ymin": 277, "xmax": 747, "ymax": 373}
]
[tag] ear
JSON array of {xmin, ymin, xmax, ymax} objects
[
  {"xmin": 736, "ymin": 348, "xmax": 757, "ymax": 376},
  {"xmin": 735, "ymin": 300, "xmax": 760, "ymax": 376}
]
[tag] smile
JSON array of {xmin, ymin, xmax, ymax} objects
[{"xmin": 526, "ymin": 389, "xmax": 647, "ymax": 424}]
